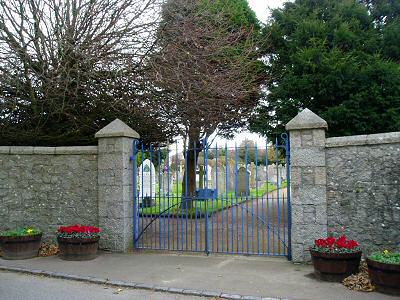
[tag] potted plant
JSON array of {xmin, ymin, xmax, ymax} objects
[
  {"xmin": 310, "ymin": 235, "xmax": 362, "ymax": 282},
  {"xmin": 57, "ymin": 224, "xmax": 101, "ymax": 261},
  {"xmin": 0, "ymin": 227, "xmax": 42, "ymax": 259},
  {"xmin": 367, "ymin": 250, "xmax": 400, "ymax": 295}
]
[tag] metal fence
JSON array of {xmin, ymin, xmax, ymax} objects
[{"xmin": 131, "ymin": 134, "xmax": 291, "ymax": 259}]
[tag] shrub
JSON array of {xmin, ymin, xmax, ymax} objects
[
  {"xmin": 0, "ymin": 227, "xmax": 42, "ymax": 237},
  {"xmin": 369, "ymin": 250, "xmax": 400, "ymax": 265}
]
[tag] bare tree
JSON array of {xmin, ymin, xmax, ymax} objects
[
  {"xmin": 146, "ymin": 0, "xmax": 267, "ymax": 200},
  {"xmin": 0, "ymin": 0, "xmax": 173, "ymax": 145}
]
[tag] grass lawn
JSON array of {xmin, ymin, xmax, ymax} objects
[{"xmin": 138, "ymin": 181, "xmax": 288, "ymax": 218}]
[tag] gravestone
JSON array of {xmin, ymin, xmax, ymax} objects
[
  {"xmin": 138, "ymin": 159, "xmax": 156, "ymax": 207},
  {"xmin": 249, "ymin": 163, "xmax": 257, "ymax": 188},
  {"xmin": 237, "ymin": 167, "xmax": 250, "ymax": 196},
  {"xmin": 206, "ymin": 165, "xmax": 213, "ymax": 187}
]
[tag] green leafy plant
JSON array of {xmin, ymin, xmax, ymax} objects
[
  {"xmin": 0, "ymin": 227, "xmax": 42, "ymax": 237},
  {"xmin": 369, "ymin": 250, "xmax": 400, "ymax": 265}
]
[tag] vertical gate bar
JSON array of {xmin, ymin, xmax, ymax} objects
[
  {"xmin": 261, "ymin": 194, "xmax": 264, "ymax": 254},
  {"xmin": 140, "ymin": 143, "xmax": 145, "ymax": 248},
  {"xmin": 221, "ymin": 195, "xmax": 224, "ymax": 252},
  {"xmin": 224, "ymin": 143, "xmax": 228, "ymax": 253},
  {"xmin": 255, "ymin": 144, "xmax": 260, "ymax": 254},
  {"xmin": 150, "ymin": 144, "xmax": 154, "ymax": 249},
  {"xmin": 231, "ymin": 193, "xmax": 234, "ymax": 253},
  {"xmin": 133, "ymin": 140, "xmax": 138, "ymax": 248},
  {"xmin": 158, "ymin": 148, "xmax": 162, "ymax": 249},
  {"xmin": 181, "ymin": 193, "xmax": 184, "ymax": 251},
  {"xmin": 163, "ymin": 192, "xmax": 166, "ymax": 249},
  {"xmin": 204, "ymin": 138, "xmax": 209, "ymax": 254},
  {"xmin": 202, "ymin": 200, "xmax": 205, "ymax": 251},
  {"xmin": 175, "ymin": 142, "xmax": 179, "ymax": 250},
  {"xmin": 245, "ymin": 144, "xmax": 249, "ymax": 254},
  {"xmin": 185, "ymin": 144, "xmax": 189, "ymax": 251},
  {"xmin": 251, "ymin": 194, "xmax": 255, "ymax": 254},
  {"xmin": 235, "ymin": 143, "xmax": 239, "ymax": 253},
  {"xmin": 211, "ymin": 188, "xmax": 214, "ymax": 253},
  {"xmin": 283, "ymin": 192, "xmax": 286, "ymax": 255},
  {"xmin": 194, "ymin": 141, "xmax": 197, "ymax": 251},
  {"xmin": 236, "ymin": 192, "xmax": 239, "ymax": 253},
  {"xmin": 226, "ymin": 143, "xmax": 229, "ymax": 205},
  {"xmin": 216, "ymin": 191, "xmax": 219, "ymax": 253},
  {"xmin": 286, "ymin": 133, "xmax": 292, "ymax": 260},
  {"xmin": 241, "ymin": 152, "xmax": 244, "ymax": 255},
  {"xmin": 152, "ymin": 145, "xmax": 157, "ymax": 248},
  {"xmin": 276, "ymin": 137, "xmax": 281, "ymax": 254},
  {"xmin": 190, "ymin": 149, "xmax": 193, "ymax": 252},
  {"xmin": 242, "ymin": 194, "xmax": 245, "ymax": 254},
  {"xmin": 251, "ymin": 149, "xmax": 255, "ymax": 253},
  {"xmin": 195, "ymin": 194, "xmax": 198, "ymax": 251},
  {"xmin": 167, "ymin": 143, "xmax": 170, "ymax": 250},
  {"xmin": 200, "ymin": 199, "xmax": 202, "ymax": 251},
  {"xmin": 246, "ymin": 194, "xmax": 249, "ymax": 254},
  {"xmin": 266, "ymin": 138, "xmax": 270, "ymax": 255},
  {"xmin": 226, "ymin": 188, "xmax": 229, "ymax": 252},
  {"xmin": 213, "ymin": 145, "xmax": 218, "ymax": 253},
  {"xmin": 272, "ymin": 183, "xmax": 275, "ymax": 253},
  {"xmin": 180, "ymin": 143, "xmax": 185, "ymax": 251}
]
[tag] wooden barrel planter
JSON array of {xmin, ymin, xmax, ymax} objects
[
  {"xmin": 0, "ymin": 234, "xmax": 42, "ymax": 260},
  {"xmin": 57, "ymin": 236, "xmax": 100, "ymax": 261},
  {"xmin": 366, "ymin": 258, "xmax": 400, "ymax": 295},
  {"xmin": 310, "ymin": 250, "xmax": 362, "ymax": 282}
]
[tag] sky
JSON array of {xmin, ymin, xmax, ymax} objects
[{"xmin": 247, "ymin": 0, "xmax": 286, "ymax": 23}]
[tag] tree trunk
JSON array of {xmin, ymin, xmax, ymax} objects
[{"xmin": 181, "ymin": 133, "xmax": 202, "ymax": 209}]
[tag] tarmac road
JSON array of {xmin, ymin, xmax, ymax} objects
[{"xmin": 0, "ymin": 271, "xmax": 206, "ymax": 300}]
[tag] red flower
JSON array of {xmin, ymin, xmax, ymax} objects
[
  {"xmin": 58, "ymin": 224, "xmax": 101, "ymax": 234},
  {"xmin": 314, "ymin": 235, "xmax": 359, "ymax": 250}
]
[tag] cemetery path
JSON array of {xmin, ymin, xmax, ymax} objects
[{"xmin": 137, "ymin": 188, "xmax": 289, "ymax": 256}]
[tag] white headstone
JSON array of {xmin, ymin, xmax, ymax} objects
[{"xmin": 138, "ymin": 159, "xmax": 156, "ymax": 199}]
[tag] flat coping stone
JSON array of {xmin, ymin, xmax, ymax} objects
[
  {"xmin": 2, "ymin": 146, "xmax": 98, "ymax": 155},
  {"xmin": 326, "ymin": 131, "xmax": 400, "ymax": 148}
]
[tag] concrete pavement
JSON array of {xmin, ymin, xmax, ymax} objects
[{"xmin": 0, "ymin": 252, "xmax": 397, "ymax": 300}]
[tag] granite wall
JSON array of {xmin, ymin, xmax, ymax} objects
[
  {"xmin": 0, "ymin": 146, "xmax": 98, "ymax": 240},
  {"xmin": 326, "ymin": 133, "xmax": 400, "ymax": 254},
  {"xmin": 287, "ymin": 108, "xmax": 400, "ymax": 262}
]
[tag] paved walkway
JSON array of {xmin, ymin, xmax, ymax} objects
[{"xmin": 0, "ymin": 252, "xmax": 396, "ymax": 300}]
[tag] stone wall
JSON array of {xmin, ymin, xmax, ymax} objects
[
  {"xmin": 326, "ymin": 133, "xmax": 400, "ymax": 254},
  {"xmin": 287, "ymin": 108, "xmax": 400, "ymax": 262},
  {"xmin": 0, "ymin": 146, "xmax": 98, "ymax": 240}
]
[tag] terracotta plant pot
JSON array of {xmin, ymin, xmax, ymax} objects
[
  {"xmin": 366, "ymin": 258, "xmax": 400, "ymax": 295},
  {"xmin": 0, "ymin": 234, "xmax": 42, "ymax": 260},
  {"xmin": 310, "ymin": 250, "xmax": 362, "ymax": 282},
  {"xmin": 57, "ymin": 236, "xmax": 100, "ymax": 261}
]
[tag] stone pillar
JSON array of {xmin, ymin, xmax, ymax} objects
[
  {"xmin": 286, "ymin": 108, "xmax": 328, "ymax": 262},
  {"xmin": 95, "ymin": 119, "xmax": 140, "ymax": 252}
]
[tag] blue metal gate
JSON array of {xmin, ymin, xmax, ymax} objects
[{"xmin": 131, "ymin": 134, "xmax": 291, "ymax": 259}]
